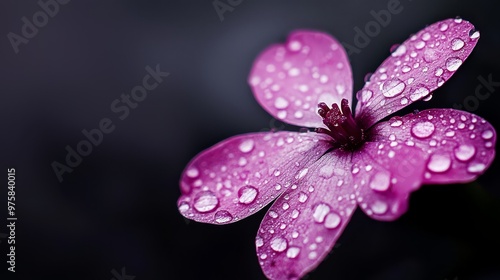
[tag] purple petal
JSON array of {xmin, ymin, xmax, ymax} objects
[
  {"xmin": 371, "ymin": 109, "xmax": 496, "ymax": 184},
  {"xmin": 355, "ymin": 18, "xmax": 479, "ymax": 128},
  {"xmin": 256, "ymin": 151, "xmax": 355, "ymax": 279},
  {"xmin": 249, "ymin": 30, "xmax": 353, "ymax": 128},
  {"xmin": 178, "ymin": 131, "xmax": 332, "ymax": 224},
  {"xmin": 351, "ymin": 142, "xmax": 427, "ymax": 221}
]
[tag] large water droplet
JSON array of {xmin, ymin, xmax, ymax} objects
[
  {"xmin": 469, "ymin": 29, "xmax": 480, "ymax": 39},
  {"xmin": 194, "ymin": 191, "xmax": 219, "ymax": 213},
  {"xmin": 239, "ymin": 139, "xmax": 255, "ymax": 153},
  {"xmin": 411, "ymin": 121, "xmax": 435, "ymax": 138},
  {"xmin": 454, "ymin": 144, "xmax": 476, "ymax": 161},
  {"xmin": 427, "ymin": 154, "xmax": 452, "ymax": 173},
  {"xmin": 215, "ymin": 210, "xmax": 233, "ymax": 223},
  {"xmin": 391, "ymin": 44, "xmax": 407, "ymax": 57},
  {"xmin": 288, "ymin": 40, "xmax": 302, "ymax": 52},
  {"xmin": 370, "ymin": 172, "xmax": 390, "ymax": 192},
  {"xmin": 467, "ymin": 162, "xmax": 486, "ymax": 173},
  {"xmin": 481, "ymin": 130, "xmax": 493, "ymax": 140},
  {"xmin": 371, "ymin": 201, "xmax": 388, "ymax": 215},
  {"xmin": 409, "ymin": 87, "xmax": 430, "ymax": 101},
  {"xmin": 274, "ymin": 97, "xmax": 289, "ymax": 109},
  {"xmin": 296, "ymin": 168, "xmax": 309, "ymax": 179},
  {"xmin": 359, "ymin": 90, "xmax": 373, "ymax": 103},
  {"xmin": 178, "ymin": 201, "xmax": 190, "ymax": 213},
  {"xmin": 270, "ymin": 236, "xmax": 288, "ymax": 252},
  {"xmin": 186, "ymin": 167, "xmax": 199, "ymax": 178},
  {"xmin": 298, "ymin": 192, "xmax": 308, "ymax": 203},
  {"xmin": 286, "ymin": 247, "xmax": 301, "ymax": 259},
  {"xmin": 446, "ymin": 57, "xmax": 463, "ymax": 71},
  {"xmin": 451, "ymin": 38, "xmax": 465, "ymax": 51},
  {"xmin": 324, "ymin": 212, "xmax": 342, "ymax": 229},
  {"xmin": 238, "ymin": 186, "xmax": 258, "ymax": 204},
  {"xmin": 382, "ymin": 78, "xmax": 406, "ymax": 97},
  {"xmin": 312, "ymin": 203, "xmax": 331, "ymax": 223}
]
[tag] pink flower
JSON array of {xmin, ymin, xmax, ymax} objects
[{"xmin": 178, "ymin": 18, "xmax": 496, "ymax": 279}]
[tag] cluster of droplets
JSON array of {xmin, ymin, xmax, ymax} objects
[
  {"xmin": 356, "ymin": 18, "xmax": 479, "ymax": 118},
  {"xmin": 249, "ymin": 33, "xmax": 350, "ymax": 123}
]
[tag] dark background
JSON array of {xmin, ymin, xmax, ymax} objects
[{"xmin": 1, "ymin": 0, "xmax": 499, "ymax": 279}]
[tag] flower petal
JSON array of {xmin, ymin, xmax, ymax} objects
[
  {"xmin": 355, "ymin": 18, "xmax": 479, "ymax": 128},
  {"xmin": 178, "ymin": 131, "xmax": 332, "ymax": 224},
  {"xmin": 351, "ymin": 141, "xmax": 427, "ymax": 221},
  {"xmin": 249, "ymin": 30, "xmax": 353, "ymax": 128},
  {"xmin": 371, "ymin": 109, "xmax": 496, "ymax": 184},
  {"xmin": 256, "ymin": 151, "xmax": 355, "ymax": 279}
]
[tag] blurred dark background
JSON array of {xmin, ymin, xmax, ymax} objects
[{"xmin": 1, "ymin": 0, "xmax": 499, "ymax": 279}]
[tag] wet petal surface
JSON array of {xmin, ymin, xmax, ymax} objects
[
  {"xmin": 178, "ymin": 131, "xmax": 332, "ymax": 224},
  {"xmin": 355, "ymin": 18, "xmax": 479, "ymax": 128},
  {"xmin": 371, "ymin": 109, "xmax": 496, "ymax": 184},
  {"xmin": 249, "ymin": 30, "xmax": 353, "ymax": 128},
  {"xmin": 351, "ymin": 142, "xmax": 427, "ymax": 221},
  {"xmin": 256, "ymin": 150, "xmax": 355, "ymax": 279}
]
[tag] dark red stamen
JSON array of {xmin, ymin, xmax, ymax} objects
[{"xmin": 315, "ymin": 98, "xmax": 365, "ymax": 150}]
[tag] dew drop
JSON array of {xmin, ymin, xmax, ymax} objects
[
  {"xmin": 439, "ymin": 23, "xmax": 449, "ymax": 31},
  {"xmin": 260, "ymin": 253, "xmax": 267, "ymax": 260},
  {"xmin": 296, "ymin": 168, "xmax": 309, "ymax": 179},
  {"xmin": 288, "ymin": 40, "xmax": 302, "ymax": 51},
  {"xmin": 324, "ymin": 212, "xmax": 342, "ymax": 229},
  {"xmin": 288, "ymin": 68, "xmax": 300, "ymax": 77},
  {"xmin": 391, "ymin": 44, "xmax": 406, "ymax": 57},
  {"xmin": 178, "ymin": 201, "xmax": 190, "ymax": 213},
  {"xmin": 435, "ymin": 68, "xmax": 444, "ymax": 76},
  {"xmin": 469, "ymin": 29, "xmax": 480, "ymax": 39},
  {"xmin": 382, "ymin": 78, "xmax": 406, "ymax": 97},
  {"xmin": 282, "ymin": 203, "xmax": 290, "ymax": 210},
  {"xmin": 255, "ymin": 236, "xmax": 264, "ymax": 247},
  {"xmin": 467, "ymin": 162, "xmax": 486, "ymax": 173},
  {"xmin": 446, "ymin": 57, "xmax": 463, "ymax": 71},
  {"xmin": 239, "ymin": 139, "xmax": 254, "ymax": 153},
  {"xmin": 274, "ymin": 97, "xmax": 289, "ymax": 109},
  {"xmin": 359, "ymin": 90, "xmax": 373, "ymax": 103},
  {"xmin": 312, "ymin": 203, "xmax": 331, "ymax": 223},
  {"xmin": 391, "ymin": 120, "xmax": 403, "ymax": 127},
  {"xmin": 286, "ymin": 247, "xmax": 301, "ymax": 259},
  {"xmin": 371, "ymin": 201, "xmax": 388, "ymax": 215},
  {"xmin": 454, "ymin": 144, "xmax": 476, "ymax": 161},
  {"xmin": 270, "ymin": 237, "xmax": 288, "ymax": 252},
  {"xmin": 411, "ymin": 121, "xmax": 435, "ymax": 138},
  {"xmin": 291, "ymin": 209, "xmax": 300, "ymax": 219},
  {"xmin": 410, "ymin": 87, "xmax": 430, "ymax": 101},
  {"xmin": 238, "ymin": 186, "xmax": 258, "ymax": 204},
  {"xmin": 482, "ymin": 130, "xmax": 493, "ymax": 140},
  {"xmin": 298, "ymin": 192, "xmax": 308, "ymax": 203},
  {"xmin": 194, "ymin": 191, "xmax": 219, "ymax": 213},
  {"xmin": 269, "ymin": 210, "xmax": 279, "ymax": 219},
  {"xmin": 364, "ymin": 73, "xmax": 373, "ymax": 83},
  {"xmin": 319, "ymin": 165, "xmax": 334, "ymax": 178},
  {"xmin": 294, "ymin": 111, "xmax": 304, "ymax": 119},
  {"xmin": 427, "ymin": 154, "xmax": 452, "ymax": 173},
  {"xmin": 400, "ymin": 97, "xmax": 409, "ymax": 105},
  {"xmin": 186, "ymin": 167, "xmax": 199, "ymax": 178},
  {"xmin": 308, "ymin": 251, "xmax": 318, "ymax": 260},
  {"xmin": 370, "ymin": 172, "xmax": 390, "ymax": 192},
  {"xmin": 451, "ymin": 38, "xmax": 465, "ymax": 51},
  {"xmin": 215, "ymin": 210, "xmax": 233, "ymax": 223}
]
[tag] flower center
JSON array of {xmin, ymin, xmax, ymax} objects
[{"xmin": 315, "ymin": 99, "xmax": 365, "ymax": 150}]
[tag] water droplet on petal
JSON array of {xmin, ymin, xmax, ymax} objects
[
  {"xmin": 440, "ymin": 23, "xmax": 449, "ymax": 31},
  {"xmin": 446, "ymin": 57, "xmax": 463, "ymax": 71},
  {"xmin": 319, "ymin": 165, "xmax": 334, "ymax": 178},
  {"xmin": 194, "ymin": 191, "xmax": 219, "ymax": 213},
  {"xmin": 400, "ymin": 97, "xmax": 409, "ymax": 105},
  {"xmin": 451, "ymin": 38, "xmax": 465, "ymax": 51},
  {"xmin": 391, "ymin": 120, "xmax": 403, "ymax": 127},
  {"xmin": 186, "ymin": 167, "xmax": 199, "ymax": 178},
  {"xmin": 454, "ymin": 144, "xmax": 476, "ymax": 161},
  {"xmin": 454, "ymin": 17, "xmax": 463, "ymax": 23},
  {"xmin": 427, "ymin": 154, "xmax": 452, "ymax": 173},
  {"xmin": 469, "ymin": 29, "xmax": 480, "ymax": 39},
  {"xmin": 288, "ymin": 40, "xmax": 302, "ymax": 52},
  {"xmin": 178, "ymin": 201, "xmax": 190, "ymax": 213},
  {"xmin": 296, "ymin": 168, "xmax": 309, "ymax": 179},
  {"xmin": 239, "ymin": 139, "xmax": 254, "ymax": 153},
  {"xmin": 291, "ymin": 209, "xmax": 300, "ymax": 219},
  {"xmin": 364, "ymin": 73, "xmax": 372, "ymax": 83},
  {"xmin": 409, "ymin": 87, "xmax": 430, "ymax": 101},
  {"xmin": 256, "ymin": 236, "xmax": 264, "ymax": 247},
  {"xmin": 411, "ymin": 121, "xmax": 435, "ymax": 138},
  {"xmin": 324, "ymin": 212, "xmax": 342, "ymax": 229},
  {"xmin": 482, "ymin": 130, "xmax": 493, "ymax": 140},
  {"xmin": 270, "ymin": 236, "xmax": 288, "ymax": 252},
  {"xmin": 371, "ymin": 201, "xmax": 388, "ymax": 215},
  {"xmin": 238, "ymin": 186, "xmax": 258, "ymax": 204},
  {"xmin": 382, "ymin": 78, "xmax": 406, "ymax": 97},
  {"xmin": 269, "ymin": 210, "xmax": 279, "ymax": 219},
  {"xmin": 298, "ymin": 192, "xmax": 308, "ymax": 203},
  {"xmin": 286, "ymin": 247, "xmax": 301, "ymax": 258},
  {"xmin": 274, "ymin": 97, "xmax": 289, "ymax": 109},
  {"xmin": 260, "ymin": 253, "xmax": 267, "ymax": 260},
  {"xmin": 359, "ymin": 90, "xmax": 373, "ymax": 103},
  {"xmin": 391, "ymin": 44, "xmax": 406, "ymax": 57},
  {"xmin": 467, "ymin": 162, "xmax": 486, "ymax": 173},
  {"xmin": 370, "ymin": 172, "xmax": 390, "ymax": 192},
  {"xmin": 215, "ymin": 210, "xmax": 233, "ymax": 223},
  {"xmin": 312, "ymin": 203, "xmax": 331, "ymax": 223}
]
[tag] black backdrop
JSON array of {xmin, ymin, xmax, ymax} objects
[{"xmin": 1, "ymin": 0, "xmax": 499, "ymax": 279}]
